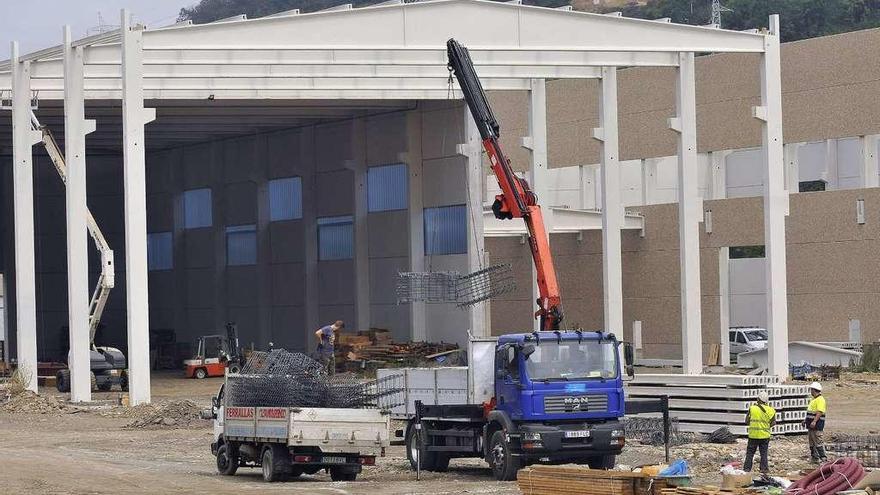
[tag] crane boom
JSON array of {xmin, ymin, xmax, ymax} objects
[
  {"xmin": 30, "ymin": 111, "xmax": 115, "ymax": 346},
  {"xmin": 446, "ymin": 39, "xmax": 563, "ymax": 330}
]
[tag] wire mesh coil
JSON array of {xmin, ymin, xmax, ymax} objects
[{"xmin": 225, "ymin": 349, "xmax": 404, "ymax": 410}]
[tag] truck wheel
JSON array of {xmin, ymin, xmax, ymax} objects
[
  {"xmin": 97, "ymin": 380, "xmax": 113, "ymax": 392},
  {"xmin": 489, "ymin": 430, "xmax": 521, "ymax": 481},
  {"xmin": 120, "ymin": 371, "xmax": 129, "ymax": 391},
  {"xmin": 587, "ymin": 455, "xmax": 616, "ymax": 470},
  {"xmin": 195, "ymin": 368, "xmax": 208, "ymax": 379},
  {"xmin": 329, "ymin": 467, "xmax": 358, "ymax": 481},
  {"xmin": 216, "ymin": 443, "xmax": 239, "ymax": 476},
  {"xmin": 406, "ymin": 423, "xmax": 437, "ymax": 471},
  {"xmin": 56, "ymin": 370, "xmax": 70, "ymax": 393},
  {"xmin": 433, "ymin": 454, "xmax": 450, "ymax": 472},
  {"xmin": 261, "ymin": 444, "xmax": 291, "ymax": 482}
]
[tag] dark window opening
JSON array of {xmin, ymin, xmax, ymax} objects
[
  {"xmin": 799, "ymin": 180, "xmax": 826, "ymax": 192},
  {"xmin": 729, "ymin": 245, "xmax": 765, "ymax": 259}
]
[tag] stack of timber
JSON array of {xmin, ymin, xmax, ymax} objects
[
  {"xmin": 659, "ymin": 486, "xmax": 765, "ymax": 495},
  {"xmin": 517, "ymin": 465, "xmax": 670, "ymax": 495},
  {"xmin": 626, "ymin": 374, "xmax": 809, "ymax": 436},
  {"xmin": 335, "ymin": 329, "xmax": 459, "ymax": 364}
]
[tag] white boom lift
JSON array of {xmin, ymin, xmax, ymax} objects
[{"xmin": 30, "ymin": 110, "xmax": 115, "ymax": 347}]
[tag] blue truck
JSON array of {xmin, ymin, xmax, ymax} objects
[{"xmin": 384, "ymin": 331, "xmax": 638, "ymax": 481}]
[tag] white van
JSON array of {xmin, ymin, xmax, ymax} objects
[{"xmin": 729, "ymin": 327, "xmax": 768, "ymax": 356}]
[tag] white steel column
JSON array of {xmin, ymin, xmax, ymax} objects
[
  {"xmin": 462, "ymin": 107, "xmax": 487, "ymax": 337},
  {"xmin": 671, "ymin": 52, "xmax": 703, "ymax": 374},
  {"xmin": 404, "ymin": 110, "xmax": 427, "ymax": 341},
  {"xmin": 522, "ymin": 78, "xmax": 549, "ymax": 332},
  {"xmin": 756, "ymin": 15, "xmax": 790, "ymax": 378},
  {"xmin": 10, "ymin": 42, "xmax": 40, "ymax": 393},
  {"xmin": 718, "ymin": 247, "xmax": 731, "ymax": 366},
  {"xmin": 64, "ymin": 26, "xmax": 94, "ymax": 402},
  {"xmin": 641, "ymin": 159, "xmax": 657, "ymax": 205},
  {"xmin": 708, "ymin": 151, "xmax": 728, "ymax": 200},
  {"xmin": 860, "ymin": 135, "xmax": 879, "ymax": 188},
  {"xmin": 593, "ymin": 68, "xmax": 624, "ymax": 336},
  {"xmin": 784, "ymin": 143, "xmax": 801, "ymax": 197},
  {"xmin": 121, "ymin": 11, "xmax": 155, "ymax": 405},
  {"xmin": 350, "ymin": 119, "xmax": 370, "ymax": 332}
]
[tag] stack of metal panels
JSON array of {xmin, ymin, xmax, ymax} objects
[{"xmin": 626, "ymin": 374, "xmax": 809, "ymax": 436}]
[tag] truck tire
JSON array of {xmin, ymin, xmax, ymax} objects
[
  {"xmin": 56, "ymin": 370, "xmax": 70, "ymax": 393},
  {"xmin": 261, "ymin": 444, "xmax": 291, "ymax": 482},
  {"xmin": 406, "ymin": 423, "xmax": 437, "ymax": 471},
  {"xmin": 216, "ymin": 443, "xmax": 239, "ymax": 476},
  {"xmin": 195, "ymin": 368, "xmax": 208, "ymax": 379},
  {"xmin": 587, "ymin": 455, "xmax": 616, "ymax": 470},
  {"xmin": 329, "ymin": 467, "xmax": 358, "ymax": 481},
  {"xmin": 97, "ymin": 380, "xmax": 113, "ymax": 392},
  {"xmin": 489, "ymin": 430, "xmax": 521, "ymax": 481},
  {"xmin": 120, "ymin": 371, "xmax": 129, "ymax": 392}
]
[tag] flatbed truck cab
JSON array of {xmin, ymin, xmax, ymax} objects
[{"xmin": 402, "ymin": 331, "xmax": 632, "ymax": 481}]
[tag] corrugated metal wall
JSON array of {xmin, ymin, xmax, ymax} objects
[
  {"xmin": 226, "ymin": 224, "xmax": 257, "ymax": 265},
  {"xmin": 183, "ymin": 188, "xmax": 212, "ymax": 228},
  {"xmin": 269, "ymin": 177, "xmax": 303, "ymax": 221},
  {"xmin": 367, "ymin": 163, "xmax": 408, "ymax": 212},
  {"xmin": 424, "ymin": 204, "xmax": 467, "ymax": 255},
  {"xmin": 317, "ymin": 215, "xmax": 354, "ymax": 260}
]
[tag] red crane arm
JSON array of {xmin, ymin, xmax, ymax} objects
[{"xmin": 447, "ymin": 39, "xmax": 563, "ymax": 330}]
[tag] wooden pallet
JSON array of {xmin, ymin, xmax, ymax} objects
[{"xmin": 517, "ymin": 466, "xmax": 668, "ymax": 495}]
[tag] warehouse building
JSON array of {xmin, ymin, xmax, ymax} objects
[{"xmin": 0, "ymin": 0, "xmax": 791, "ymax": 403}]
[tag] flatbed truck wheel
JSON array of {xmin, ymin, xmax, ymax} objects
[
  {"xmin": 489, "ymin": 430, "xmax": 520, "ymax": 481},
  {"xmin": 261, "ymin": 444, "xmax": 291, "ymax": 482},
  {"xmin": 216, "ymin": 443, "xmax": 239, "ymax": 476},
  {"xmin": 406, "ymin": 423, "xmax": 437, "ymax": 471},
  {"xmin": 329, "ymin": 467, "xmax": 358, "ymax": 481}
]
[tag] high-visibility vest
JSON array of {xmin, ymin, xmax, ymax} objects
[
  {"xmin": 806, "ymin": 395, "xmax": 827, "ymax": 430},
  {"xmin": 748, "ymin": 403, "xmax": 776, "ymax": 440}
]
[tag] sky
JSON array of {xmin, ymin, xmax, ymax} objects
[{"xmin": 0, "ymin": 0, "xmax": 194, "ymax": 59}]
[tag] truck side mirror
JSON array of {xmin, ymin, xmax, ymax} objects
[
  {"xmin": 521, "ymin": 344, "xmax": 536, "ymax": 360},
  {"xmin": 623, "ymin": 342, "xmax": 635, "ymax": 379}
]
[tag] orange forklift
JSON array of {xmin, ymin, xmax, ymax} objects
[{"xmin": 184, "ymin": 322, "xmax": 243, "ymax": 379}]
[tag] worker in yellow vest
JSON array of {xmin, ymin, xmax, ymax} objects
[
  {"xmin": 744, "ymin": 391, "xmax": 776, "ymax": 473},
  {"xmin": 806, "ymin": 382, "xmax": 827, "ymax": 463}
]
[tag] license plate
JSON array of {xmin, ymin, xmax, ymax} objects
[
  {"xmin": 564, "ymin": 430, "xmax": 590, "ymax": 438},
  {"xmin": 322, "ymin": 456, "xmax": 347, "ymax": 464}
]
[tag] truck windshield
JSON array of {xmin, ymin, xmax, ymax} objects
[{"xmin": 524, "ymin": 341, "xmax": 618, "ymax": 381}]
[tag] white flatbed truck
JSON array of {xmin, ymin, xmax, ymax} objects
[{"xmin": 206, "ymin": 383, "xmax": 391, "ymax": 482}]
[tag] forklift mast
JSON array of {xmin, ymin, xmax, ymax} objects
[{"xmin": 446, "ymin": 39, "xmax": 563, "ymax": 330}]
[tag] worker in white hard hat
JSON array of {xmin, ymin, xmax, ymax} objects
[
  {"xmin": 805, "ymin": 382, "xmax": 827, "ymax": 463},
  {"xmin": 744, "ymin": 391, "xmax": 776, "ymax": 473}
]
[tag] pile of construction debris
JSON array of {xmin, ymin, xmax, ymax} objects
[
  {"xmin": 335, "ymin": 328, "xmax": 459, "ymax": 368},
  {"xmin": 124, "ymin": 400, "xmax": 206, "ymax": 429},
  {"xmin": 0, "ymin": 390, "xmax": 69, "ymax": 415}
]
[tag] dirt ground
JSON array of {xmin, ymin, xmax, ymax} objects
[{"xmin": 0, "ymin": 371, "xmax": 878, "ymax": 495}]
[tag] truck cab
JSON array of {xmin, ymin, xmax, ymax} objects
[{"xmin": 402, "ymin": 330, "xmax": 632, "ymax": 481}]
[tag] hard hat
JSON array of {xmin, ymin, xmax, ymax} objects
[
  {"xmin": 810, "ymin": 382, "xmax": 823, "ymax": 392},
  {"xmin": 757, "ymin": 391, "xmax": 769, "ymax": 403}
]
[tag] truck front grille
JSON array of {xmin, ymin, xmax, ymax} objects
[{"xmin": 544, "ymin": 394, "xmax": 609, "ymax": 414}]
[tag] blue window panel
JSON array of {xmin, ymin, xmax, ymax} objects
[
  {"xmin": 147, "ymin": 232, "xmax": 173, "ymax": 271},
  {"xmin": 424, "ymin": 205, "xmax": 467, "ymax": 255},
  {"xmin": 226, "ymin": 224, "xmax": 257, "ymax": 266},
  {"xmin": 183, "ymin": 188, "xmax": 212, "ymax": 229},
  {"xmin": 317, "ymin": 215, "xmax": 354, "ymax": 261},
  {"xmin": 368, "ymin": 163, "xmax": 408, "ymax": 212},
  {"xmin": 269, "ymin": 177, "xmax": 303, "ymax": 221}
]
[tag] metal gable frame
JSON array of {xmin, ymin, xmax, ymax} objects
[{"xmin": 0, "ymin": 0, "xmax": 768, "ymax": 100}]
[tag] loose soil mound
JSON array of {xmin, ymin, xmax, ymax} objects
[
  {"xmin": 124, "ymin": 400, "xmax": 207, "ymax": 428},
  {"xmin": 1, "ymin": 391, "xmax": 69, "ymax": 414}
]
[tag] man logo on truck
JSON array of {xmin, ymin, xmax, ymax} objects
[{"xmin": 564, "ymin": 396, "xmax": 591, "ymax": 411}]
